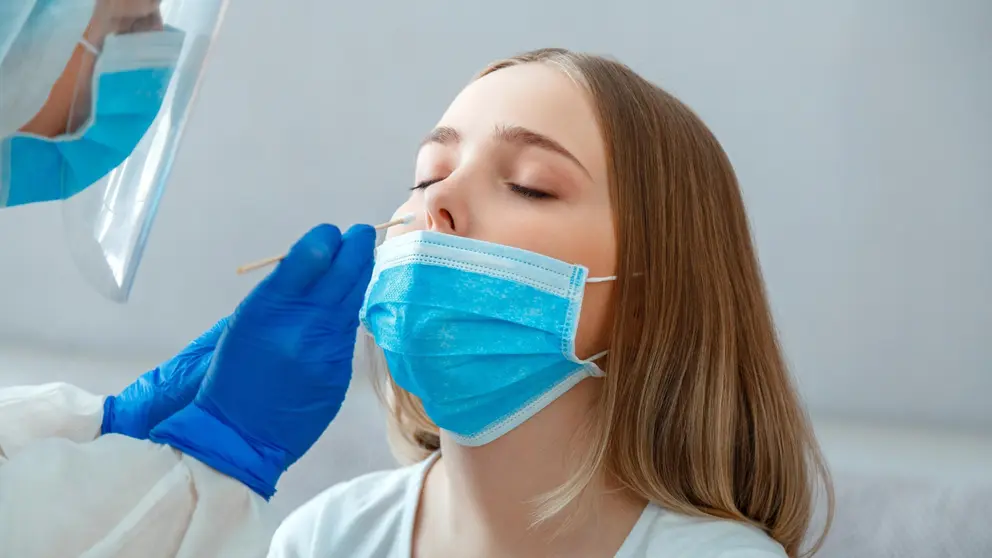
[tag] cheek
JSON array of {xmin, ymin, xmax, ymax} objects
[{"xmin": 562, "ymin": 214, "xmax": 617, "ymax": 360}]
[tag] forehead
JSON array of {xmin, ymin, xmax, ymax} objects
[{"xmin": 436, "ymin": 63, "xmax": 608, "ymax": 183}]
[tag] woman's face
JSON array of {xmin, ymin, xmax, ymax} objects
[{"xmin": 388, "ymin": 62, "xmax": 616, "ymax": 358}]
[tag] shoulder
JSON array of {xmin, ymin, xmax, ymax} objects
[
  {"xmin": 624, "ymin": 504, "xmax": 788, "ymax": 558},
  {"xmin": 269, "ymin": 458, "xmax": 429, "ymax": 557}
]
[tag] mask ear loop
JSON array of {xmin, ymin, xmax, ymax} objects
[
  {"xmin": 587, "ymin": 271, "xmax": 645, "ymax": 283},
  {"xmin": 580, "ymin": 272, "xmax": 613, "ymax": 371},
  {"xmin": 587, "ymin": 349, "xmax": 609, "ymax": 361},
  {"xmin": 79, "ymin": 38, "xmax": 101, "ymax": 56},
  {"xmin": 582, "ymin": 276, "xmax": 615, "ymax": 371},
  {"xmin": 583, "ymin": 349, "xmax": 610, "ymax": 377},
  {"xmin": 582, "ymin": 272, "xmax": 643, "ymax": 374}
]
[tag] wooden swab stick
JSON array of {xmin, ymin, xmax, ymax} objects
[{"xmin": 236, "ymin": 214, "xmax": 414, "ymax": 275}]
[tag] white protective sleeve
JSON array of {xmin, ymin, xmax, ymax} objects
[{"xmin": 0, "ymin": 383, "xmax": 278, "ymax": 558}]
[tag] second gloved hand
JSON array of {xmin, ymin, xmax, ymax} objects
[
  {"xmin": 102, "ymin": 317, "xmax": 227, "ymax": 439},
  {"xmin": 149, "ymin": 223, "xmax": 376, "ymax": 499}
]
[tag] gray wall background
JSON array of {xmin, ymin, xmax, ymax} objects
[{"xmin": 0, "ymin": 0, "xmax": 989, "ymax": 437}]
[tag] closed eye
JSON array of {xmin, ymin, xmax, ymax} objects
[
  {"xmin": 411, "ymin": 178, "xmax": 442, "ymax": 191},
  {"xmin": 510, "ymin": 184, "xmax": 554, "ymax": 200},
  {"xmin": 411, "ymin": 180, "xmax": 554, "ymax": 200}
]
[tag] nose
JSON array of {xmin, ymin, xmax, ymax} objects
[{"xmin": 423, "ymin": 180, "xmax": 467, "ymax": 235}]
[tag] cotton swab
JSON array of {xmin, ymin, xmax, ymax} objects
[{"xmin": 235, "ymin": 214, "xmax": 414, "ymax": 275}]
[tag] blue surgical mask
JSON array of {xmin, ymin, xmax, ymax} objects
[
  {"xmin": 0, "ymin": 26, "xmax": 184, "ymax": 208},
  {"xmin": 361, "ymin": 230, "xmax": 615, "ymax": 447}
]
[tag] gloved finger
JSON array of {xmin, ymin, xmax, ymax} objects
[
  {"xmin": 339, "ymin": 259, "xmax": 374, "ymax": 314},
  {"xmin": 335, "ymin": 262, "xmax": 375, "ymax": 328},
  {"xmin": 145, "ymin": 316, "xmax": 226, "ymax": 372},
  {"xmin": 266, "ymin": 224, "xmax": 342, "ymax": 296},
  {"xmin": 310, "ymin": 224, "xmax": 377, "ymax": 305},
  {"xmin": 187, "ymin": 316, "xmax": 230, "ymax": 350}
]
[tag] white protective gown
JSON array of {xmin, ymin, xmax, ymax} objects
[{"xmin": 0, "ymin": 383, "xmax": 276, "ymax": 558}]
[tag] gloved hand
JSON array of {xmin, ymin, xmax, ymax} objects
[
  {"xmin": 150, "ymin": 223, "xmax": 376, "ymax": 499},
  {"xmin": 101, "ymin": 317, "xmax": 228, "ymax": 439}
]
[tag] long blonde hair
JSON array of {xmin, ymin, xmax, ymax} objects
[{"xmin": 372, "ymin": 48, "xmax": 833, "ymax": 557}]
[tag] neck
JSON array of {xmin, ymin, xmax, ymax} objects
[{"xmin": 424, "ymin": 379, "xmax": 645, "ymax": 555}]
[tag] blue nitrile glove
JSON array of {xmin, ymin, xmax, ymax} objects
[
  {"xmin": 149, "ymin": 223, "xmax": 376, "ymax": 499},
  {"xmin": 101, "ymin": 317, "xmax": 229, "ymax": 439}
]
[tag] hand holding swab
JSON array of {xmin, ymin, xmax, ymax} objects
[{"xmin": 236, "ymin": 214, "xmax": 414, "ymax": 275}]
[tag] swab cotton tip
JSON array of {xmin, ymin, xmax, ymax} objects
[{"xmin": 373, "ymin": 213, "xmax": 414, "ymax": 231}]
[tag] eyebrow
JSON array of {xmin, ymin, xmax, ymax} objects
[{"xmin": 419, "ymin": 124, "xmax": 591, "ymax": 177}]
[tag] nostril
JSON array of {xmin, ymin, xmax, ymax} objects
[{"xmin": 439, "ymin": 209, "xmax": 455, "ymax": 231}]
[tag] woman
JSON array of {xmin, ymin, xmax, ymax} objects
[{"xmin": 270, "ymin": 48, "xmax": 833, "ymax": 558}]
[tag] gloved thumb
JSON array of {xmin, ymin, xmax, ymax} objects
[{"xmin": 265, "ymin": 224, "xmax": 342, "ymax": 295}]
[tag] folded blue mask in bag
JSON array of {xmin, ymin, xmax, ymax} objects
[
  {"xmin": 361, "ymin": 230, "xmax": 615, "ymax": 447},
  {"xmin": 0, "ymin": 26, "xmax": 184, "ymax": 208}
]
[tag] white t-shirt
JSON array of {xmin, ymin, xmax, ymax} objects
[{"xmin": 269, "ymin": 454, "xmax": 787, "ymax": 558}]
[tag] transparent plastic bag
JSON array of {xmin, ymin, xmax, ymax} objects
[{"xmin": 0, "ymin": 0, "xmax": 229, "ymax": 302}]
